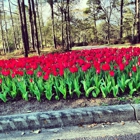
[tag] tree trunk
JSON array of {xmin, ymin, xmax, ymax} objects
[
  {"xmin": 28, "ymin": 0, "xmax": 35, "ymax": 50},
  {"xmin": 8, "ymin": 0, "xmax": 18, "ymax": 50},
  {"xmin": 50, "ymin": 1, "xmax": 57, "ymax": 49},
  {"xmin": 0, "ymin": 23, "xmax": 6, "ymax": 54},
  {"xmin": 39, "ymin": 0, "xmax": 45, "ymax": 47},
  {"xmin": 107, "ymin": 20, "xmax": 110, "ymax": 44},
  {"xmin": 135, "ymin": 0, "xmax": 140, "ymax": 43},
  {"xmin": 22, "ymin": 0, "xmax": 30, "ymax": 51},
  {"xmin": 2, "ymin": 1, "xmax": 10, "ymax": 53},
  {"xmin": 17, "ymin": 0, "xmax": 28, "ymax": 57},
  {"xmin": 4, "ymin": 11, "xmax": 10, "ymax": 53},
  {"xmin": 31, "ymin": 0, "xmax": 40, "ymax": 55},
  {"xmin": 67, "ymin": 0, "xmax": 71, "ymax": 48},
  {"xmin": 93, "ymin": 14, "xmax": 98, "ymax": 43},
  {"xmin": 17, "ymin": 16, "xmax": 22, "ymax": 49},
  {"xmin": 120, "ymin": 0, "xmax": 124, "ymax": 39},
  {"xmin": 65, "ymin": 10, "xmax": 69, "ymax": 50},
  {"xmin": 61, "ymin": 8, "xmax": 64, "ymax": 49},
  {"xmin": 0, "ymin": 1, "xmax": 6, "ymax": 54},
  {"xmin": 35, "ymin": 0, "xmax": 43, "ymax": 49}
]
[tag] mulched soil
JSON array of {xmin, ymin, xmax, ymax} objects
[{"xmin": 0, "ymin": 96, "xmax": 133, "ymax": 116}]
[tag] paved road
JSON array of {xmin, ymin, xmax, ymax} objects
[
  {"xmin": 70, "ymin": 134, "xmax": 140, "ymax": 140},
  {"xmin": 72, "ymin": 45, "xmax": 108, "ymax": 50},
  {"xmin": 1, "ymin": 121, "xmax": 140, "ymax": 140}
]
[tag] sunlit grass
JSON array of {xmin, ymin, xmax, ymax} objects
[
  {"xmin": 0, "ymin": 47, "xmax": 61, "ymax": 60},
  {"xmin": 1, "ymin": 43, "xmax": 140, "ymax": 60}
]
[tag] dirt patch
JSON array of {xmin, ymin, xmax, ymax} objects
[{"xmin": 0, "ymin": 96, "xmax": 133, "ymax": 116}]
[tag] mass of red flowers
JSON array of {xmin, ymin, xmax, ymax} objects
[
  {"xmin": 0, "ymin": 47, "xmax": 139, "ymax": 82},
  {"xmin": 0, "ymin": 47, "xmax": 139, "ymax": 102}
]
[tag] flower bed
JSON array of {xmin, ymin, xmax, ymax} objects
[{"xmin": 0, "ymin": 47, "xmax": 140, "ymax": 102}]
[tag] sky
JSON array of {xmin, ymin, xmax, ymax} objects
[
  {"xmin": 75, "ymin": 0, "xmax": 87, "ymax": 9},
  {"xmin": 3, "ymin": 0, "xmax": 88, "ymax": 10},
  {"xmin": 2, "ymin": 0, "xmax": 88, "ymax": 22},
  {"xmin": 42, "ymin": 0, "xmax": 88, "ymax": 21}
]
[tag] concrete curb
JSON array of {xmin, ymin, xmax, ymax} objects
[
  {"xmin": 0, "ymin": 104, "xmax": 138, "ymax": 132},
  {"xmin": 131, "ymin": 104, "xmax": 140, "ymax": 120}
]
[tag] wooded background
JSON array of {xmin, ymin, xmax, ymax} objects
[{"xmin": 0, "ymin": 0, "xmax": 139, "ymax": 57}]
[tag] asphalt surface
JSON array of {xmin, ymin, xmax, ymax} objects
[
  {"xmin": 0, "ymin": 121, "xmax": 140, "ymax": 140},
  {"xmin": 72, "ymin": 134, "xmax": 140, "ymax": 140},
  {"xmin": 0, "ymin": 104, "xmax": 140, "ymax": 139}
]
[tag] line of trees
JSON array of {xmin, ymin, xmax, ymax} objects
[
  {"xmin": 0, "ymin": 0, "xmax": 140, "ymax": 57},
  {"xmin": 84, "ymin": 0, "xmax": 140, "ymax": 44}
]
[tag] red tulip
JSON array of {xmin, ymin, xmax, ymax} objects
[
  {"xmin": 59, "ymin": 69, "xmax": 64, "ymax": 76},
  {"xmin": 37, "ymin": 71, "xmax": 42, "ymax": 77},
  {"xmin": 69, "ymin": 67, "xmax": 78, "ymax": 73},
  {"xmin": 43, "ymin": 74, "xmax": 49, "ymax": 80},
  {"xmin": 1, "ymin": 70, "xmax": 10, "ymax": 76},
  {"xmin": 102, "ymin": 63, "xmax": 110, "ymax": 71},
  {"xmin": 30, "ymin": 78, "xmax": 33, "ymax": 83},
  {"xmin": 109, "ymin": 71, "xmax": 115, "ymax": 77},
  {"xmin": 52, "ymin": 70, "xmax": 58, "ymax": 76},
  {"xmin": 0, "ymin": 79, "xmax": 2, "ymax": 84},
  {"xmin": 81, "ymin": 63, "xmax": 91, "ymax": 72},
  {"xmin": 27, "ymin": 70, "xmax": 34, "ymax": 75},
  {"xmin": 96, "ymin": 68, "xmax": 100, "ymax": 74},
  {"xmin": 132, "ymin": 66, "xmax": 137, "ymax": 72},
  {"xmin": 119, "ymin": 63, "xmax": 125, "ymax": 71},
  {"xmin": 11, "ymin": 73, "xmax": 15, "ymax": 78},
  {"xmin": 18, "ymin": 71, "xmax": 24, "ymax": 76}
]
